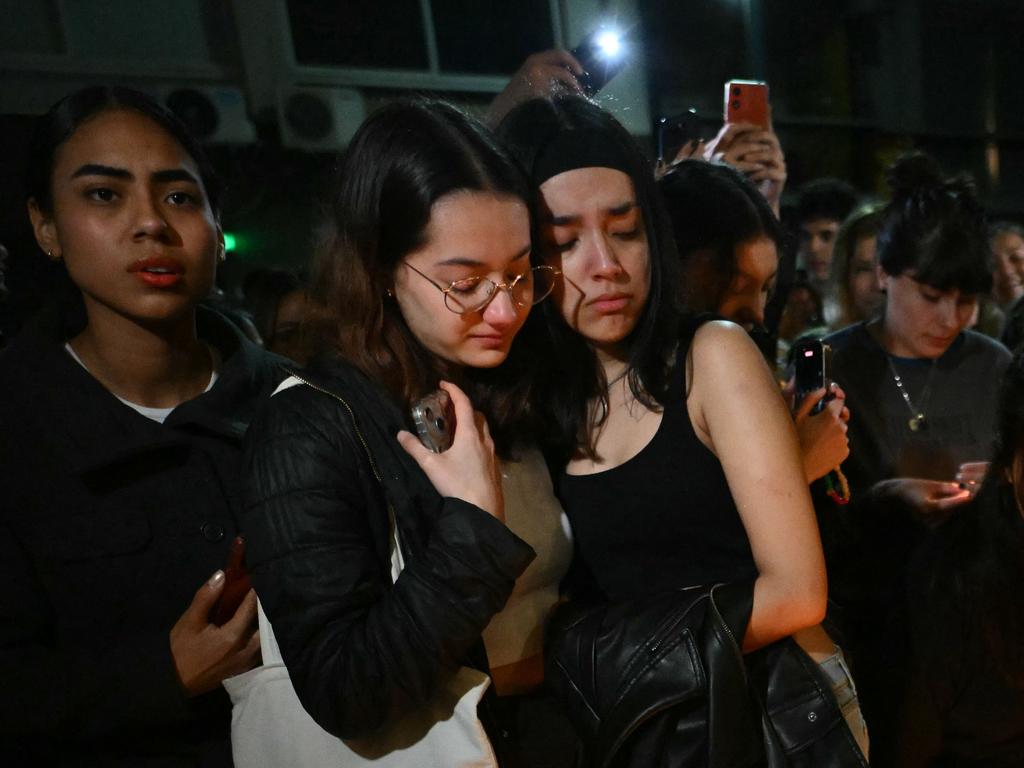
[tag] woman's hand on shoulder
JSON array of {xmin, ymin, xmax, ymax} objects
[{"xmin": 397, "ymin": 381, "xmax": 505, "ymax": 522}]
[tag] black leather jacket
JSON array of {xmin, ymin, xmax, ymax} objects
[
  {"xmin": 546, "ymin": 582, "xmax": 868, "ymax": 767},
  {"xmin": 241, "ymin": 359, "xmax": 535, "ymax": 740}
]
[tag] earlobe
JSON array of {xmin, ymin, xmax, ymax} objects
[{"xmin": 27, "ymin": 198, "xmax": 60, "ymax": 260}]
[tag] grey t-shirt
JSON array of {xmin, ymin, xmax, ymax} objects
[{"xmin": 825, "ymin": 323, "xmax": 1011, "ymax": 488}]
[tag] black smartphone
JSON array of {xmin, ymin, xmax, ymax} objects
[
  {"xmin": 793, "ymin": 338, "xmax": 833, "ymax": 415},
  {"xmin": 657, "ymin": 108, "xmax": 702, "ymax": 165},
  {"xmin": 569, "ymin": 28, "xmax": 628, "ymax": 96},
  {"xmin": 410, "ymin": 390, "xmax": 456, "ymax": 453}
]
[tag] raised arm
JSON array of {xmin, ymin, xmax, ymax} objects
[{"xmin": 688, "ymin": 321, "xmax": 827, "ymax": 650}]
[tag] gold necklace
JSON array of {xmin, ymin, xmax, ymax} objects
[{"xmin": 886, "ymin": 356, "xmax": 936, "ymax": 432}]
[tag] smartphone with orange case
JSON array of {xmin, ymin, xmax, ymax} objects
[
  {"xmin": 210, "ymin": 536, "xmax": 251, "ymax": 625},
  {"xmin": 724, "ymin": 80, "xmax": 770, "ymax": 129}
]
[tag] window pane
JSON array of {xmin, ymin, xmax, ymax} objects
[
  {"xmin": 287, "ymin": 0, "xmax": 428, "ymax": 69},
  {"xmin": 432, "ymin": 0, "xmax": 553, "ymax": 74}
]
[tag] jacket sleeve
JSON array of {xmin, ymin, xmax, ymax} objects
[{"xmin": 242, "ymin": 387, "xmax": 535, "ymax": 739}]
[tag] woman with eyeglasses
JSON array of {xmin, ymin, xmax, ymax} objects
[
  {"xmin": 236, "ymin": 100, "xmax": 578, "ymax": 767},
  {"xmin": 497, "ymin": 96, "xmax": 867, "ymax": 764}
]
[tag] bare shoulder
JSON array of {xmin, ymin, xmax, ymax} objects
[{"xmin": 689, "ymin": 320, "xmax": 770, "ymax": 379}]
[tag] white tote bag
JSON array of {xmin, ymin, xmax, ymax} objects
[{"xmin": 224, "ymin": 497, "xmax": 498, "ymax": 768}]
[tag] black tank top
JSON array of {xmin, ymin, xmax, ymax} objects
[{"xmin": 557, "ymin": 324, "xmax": 757, "ymax": 603}]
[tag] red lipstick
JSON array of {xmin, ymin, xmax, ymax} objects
[{"xmin": 128, "ymin": 256, "xmax": 184, "ymax": 288}]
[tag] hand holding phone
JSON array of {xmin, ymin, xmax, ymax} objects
[
  {"xmin": 209, "ymin": 536, "xmax": 251, "ymax": 626},
  {"xmin": 397, "ymin": 381, "xmax": 504, "ymax": 520},
  {"xmin": 570, "ymin": 28, "xmax": 628, "ymax": 96},
  {"xmin": 793, "ymin": 338, "xmax": 833, "ymax": 414},
  {"xmin": 411, "ymin": 389, "xmax": 456, "ymax": 453}
]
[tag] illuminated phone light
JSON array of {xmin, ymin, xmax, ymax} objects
[
  {"xmin": 804, "ymin": 349, "xmax": 814, "ymax": 357},
  {"xmin": 596, "ymin": 30, "xmax": 622, "ymax": 58},
  {"xmin": 223, "ymin": 232, "xmax": 238, "ymax": 252}
]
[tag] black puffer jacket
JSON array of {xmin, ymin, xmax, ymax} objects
[{"xmin": 241, "ymin": 358, "xmax": 536, "ymax": 739}]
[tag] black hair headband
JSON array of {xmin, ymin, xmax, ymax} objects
[{"xmin": 532, "ymin": 129, "xmax": 636, "ymax": 185}]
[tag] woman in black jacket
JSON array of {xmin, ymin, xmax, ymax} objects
[
  {"xmin": 0, "ymin": 87, "xmax": 284, "ymax": 766},
  {"xmin": 239, "ymin": 101, "xmax": 577, "ymax": 767}
]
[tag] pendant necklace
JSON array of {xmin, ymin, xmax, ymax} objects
[{"xmin": 886, "ymin": 356, "xmax": 936, "ymax": 432}]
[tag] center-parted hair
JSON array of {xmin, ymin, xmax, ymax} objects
[
  {"xmin": 877, "ymin": 152, "xmax": 992, "ymax": 295},
  {"xmin": 496, "ymin": 96, "xmax": 683, "ymax": 461},
  {"xmin": 306, "ymin": 99, "xmax": 541, "ymax": 453}
]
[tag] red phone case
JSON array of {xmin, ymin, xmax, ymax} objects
[
  {"xmin": 210, "ymin": 536, "xmax": 251, "ymax": 626},
  {"xmin": 724, "ymin": 80, "xmax": 770, "ymax": 129}
]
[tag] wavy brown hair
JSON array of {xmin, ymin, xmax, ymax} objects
[{"xmin": 305, "ymin": 99, "xmax": 543, "ymax": 453}]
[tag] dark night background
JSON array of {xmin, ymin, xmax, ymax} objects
[{"xmin": 2, "ymin": 0, "xmax": 1022, "ymax": 338}]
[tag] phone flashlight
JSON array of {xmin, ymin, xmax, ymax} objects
[{"xmin": 570, "ymin": 27, "xmax": 628, "ymax": 96}]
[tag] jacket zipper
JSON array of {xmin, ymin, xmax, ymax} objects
[{"xmin": 285, "ymin": 371, "xmax": 386, "ymax": 485}]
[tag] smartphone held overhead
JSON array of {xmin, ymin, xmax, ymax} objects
[
  {"xmin": 724, "ymin": 79, "xmax": 770, "ymax": 129},
  {"xmin": 570, "ymin": 27, "xmax": 628, "ymax": 96}
]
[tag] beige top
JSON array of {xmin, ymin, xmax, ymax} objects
[{"xmin": 481, "ymin": 448, "xmax": 573, "ymax": 668}]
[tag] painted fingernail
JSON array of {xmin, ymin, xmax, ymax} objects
[{"xmin": 208, "ymin": 570, "xmax": 225, "ymax": 587}]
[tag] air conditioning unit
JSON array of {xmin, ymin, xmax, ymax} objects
[
  {"xmin": 157, "ymin": 85, "xmax": 256, "ymax": 145},
  {"xmin": 277, "ymin": 87, "xmax": 366, "ymax": 152}
]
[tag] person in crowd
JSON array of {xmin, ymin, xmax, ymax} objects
[
  {"xmin": 988, "ymin": 222, "xmax": 1024, "ymax": 347},
  {"xmin": 989, "ymin": 222, "xmax": 1024, "ymax": 310},
  {"xmin": 877, "ymin": 351, "xmax": 1024, "ymax": 766},
  {"xmin": 658, "ymin": 159, "xmax": 850, "ymax": 484},
  {"xmin": 794, "ymin": 177, "xmax": 860, "ymax": 303},
  {"xmin": 242, "ymin": 267, "xmax": 311, "ymax": 364},
  {"xmin": 239, "ymin": 100, "xmax": 578, "ymax": 767},
  {"xmin": 0, "ymin": 86, "xmax": 284, "ymax": 766},
  {"xmin": 828, "ymin": 203, "xmax": 885, "ymax": 331},
  {"xmin": 816, "ymin": 151, "xmax": 1012, "ymax": 744},
  {"xmin": 498, "ymin": 95, "xmax": 869, "ymax": 761}
]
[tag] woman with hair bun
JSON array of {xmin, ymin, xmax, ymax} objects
[{"xmin": 816, "ymin": 151, "xmax": 1012, "ymax": 746}]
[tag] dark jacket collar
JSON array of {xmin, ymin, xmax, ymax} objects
[{"xmin": 1, "ymin": 298, "xmax": 283, "ymax": 477}]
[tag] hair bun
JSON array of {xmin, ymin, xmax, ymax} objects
[
  {"xmin": 886, "ymin": 150, "xmax": 980, "ymax": 215},
  {"xmin": 886, "ymin": 151, "xmax": 945, "ymax": 198}
]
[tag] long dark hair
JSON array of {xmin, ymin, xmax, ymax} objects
[
  {"xmin": 659, "ymin": 159, "xmax": 784, "ymax": 315},
  {"xmin": 306, "ymin": 99, "xmax": 541, "ymax": 453},
  {"xmin": 496, "ymin": 96, "xmax": 682, "ymax": 460},
  {"xmin": 877, "ymin": 152, "xmax": 991, "ymax": 295},
  {"xmin": 27, "ymin": 86, "xmax": 223, "ymax": 217}
]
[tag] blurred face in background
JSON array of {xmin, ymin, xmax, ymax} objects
[
  {"xmin": 848, "ymin": 233, "xmax": 884, "ymax": 322},
  {"xmin": 714, "ymin": 236, "xmax": 778, "ymax": 332},
  {"xmin": 797, "ymin": 217, "xmax": 841, "ymax": 282},
  {"xmin": 991, "ymin": 230, "xmax": 1024, "ymax": 307}
]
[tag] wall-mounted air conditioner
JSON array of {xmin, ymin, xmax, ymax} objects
[
  {"xmin": 158, "ymin": 85, "xmax": 256, "ymax": 145},
  {"xmin": 277, "ymin": 87, "xmax": 365, "ymax": 152}
]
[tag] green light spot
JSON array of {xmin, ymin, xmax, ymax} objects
[{"xmin": 223, "ymin": 233, "xmax": 237, "ymax": 252}]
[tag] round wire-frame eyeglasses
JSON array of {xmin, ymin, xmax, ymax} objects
[{"xmin": 402, "ymin": 262, "xmax": 561, "ymax": 315}]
